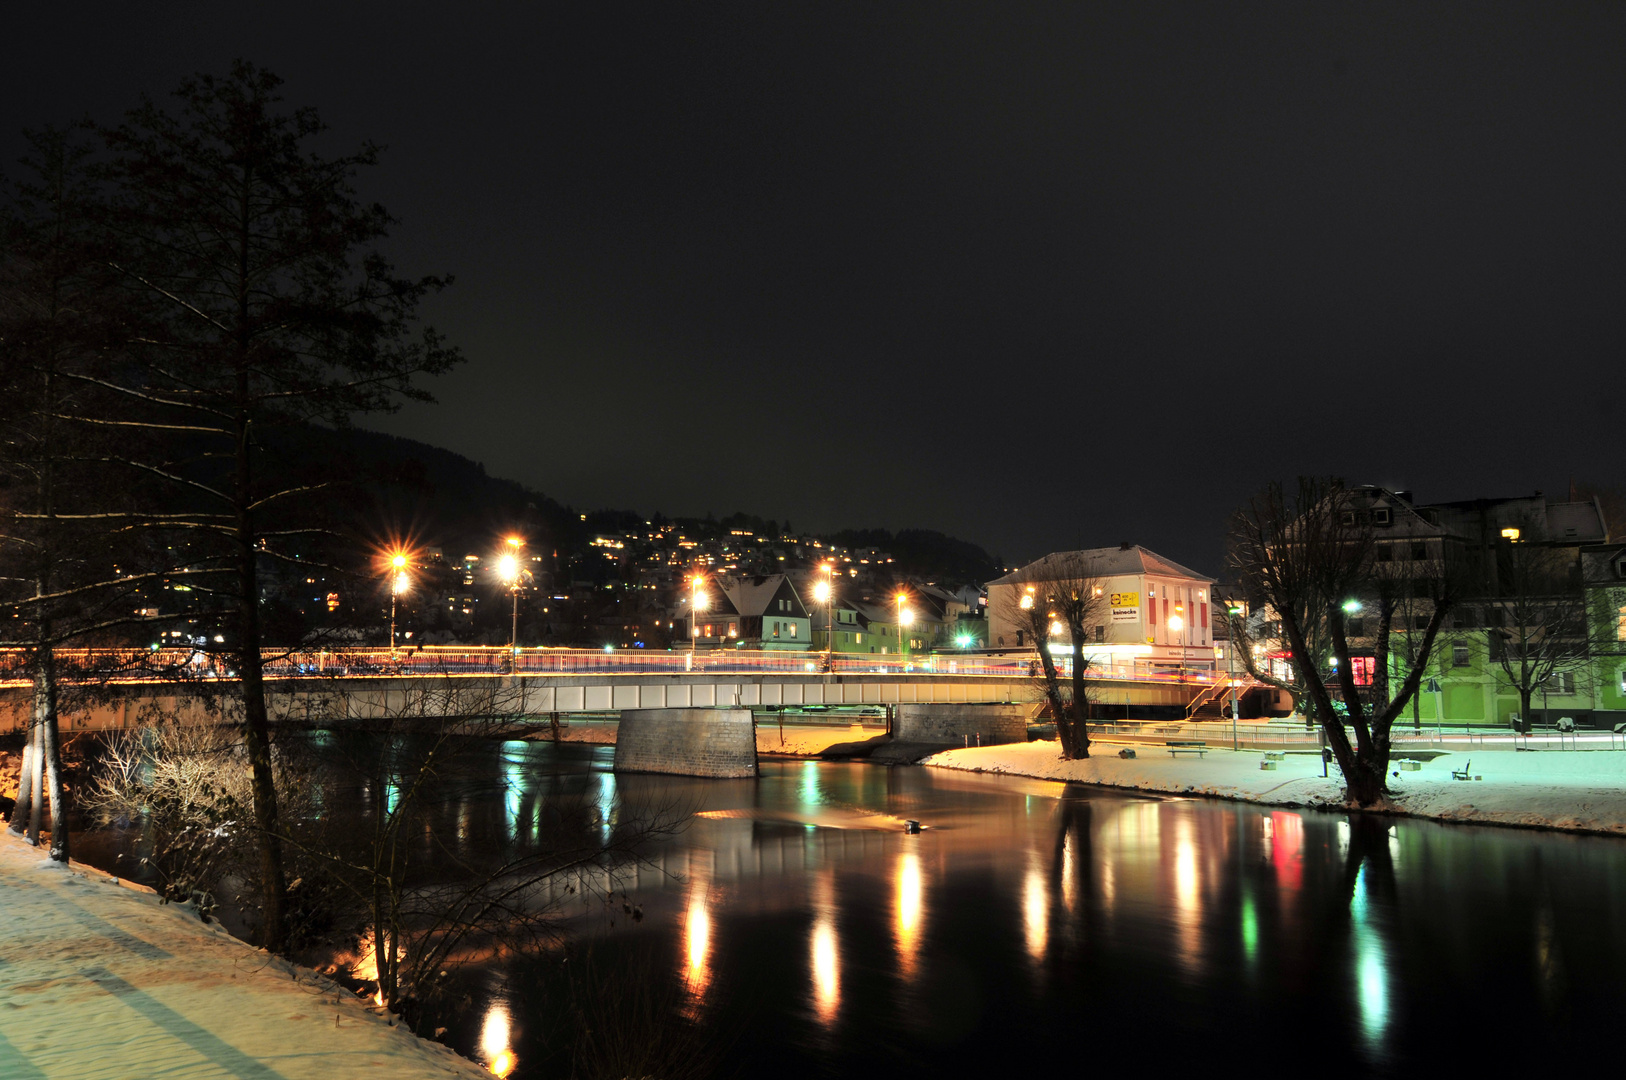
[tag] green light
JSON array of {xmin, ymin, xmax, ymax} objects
[
  {"xmin": 1241, "ymin": 894, "xmax": 1258, "ymax": 962},
  {"xmin": 1342, "ymin": 600, "xmax": 1363, "ymax": 614}
]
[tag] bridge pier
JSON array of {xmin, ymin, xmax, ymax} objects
[
  {"xmin": 612, "ymin": 708, "xmax": 758, "ymax": 778},
  {"xmin": 893, "ymin": 702, "xmax": 1032, "ymax": 746}
]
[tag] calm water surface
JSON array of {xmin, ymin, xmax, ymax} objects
[{"xmin": 80, "ymin": 739, "xmax": 1626, "ymax": 1075}]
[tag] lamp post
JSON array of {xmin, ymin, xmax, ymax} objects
[
  {"xmin": 895, "ymin": 590, "xmax": 912, "ymax": 667},
  {"xmin": 1168, "ymin": 611, "xmax": 1185, "ymax": 682},
  {"xmin": 388, "ymin": 552, "xmax": 409, "ymax": 657},
  {"xmin": 690, "ymin": 574, "xmax": 709, "ymax": 656},
  {"xmin": 498, "ymin": 535, "xmax": 524, "ymax": 657},
  {"xmin": 813, "ymin": 565, "xmax": 833, "ymax": 672},
  {"xmin": 1227, "ymin": 604, "xmax": 1244, "ymax": 751}
]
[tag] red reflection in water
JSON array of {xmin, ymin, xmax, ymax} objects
[{"xmin": 1270, "ymin": 811, "xmax": 1303, "ymax": 893}]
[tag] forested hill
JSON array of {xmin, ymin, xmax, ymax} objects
[{"xmin": 288, "ymin": 426, "xmax": 1002, "ymax": 584}]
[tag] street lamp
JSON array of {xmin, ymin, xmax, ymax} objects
[
  {"xmin": 388, "ymin": 552, "xmax": 410, "ymax": 656},
  {"xmin": 813, "ymin": 565, "xmax": 834, "ymax": 672},
  {"xmin": 896, "ymin": 591, "xmax": 914, "ymax": 666},
  {"xmin": 497, "ymin": 536, "xmax": 524, "ymax": 656},
  {"xmin": 1168, "ymin": 610, "xmax": 1185, "ymax": 681},
  {"xmin": 690, "ymin": 574, "xmax": 709, "ymax": 655}
]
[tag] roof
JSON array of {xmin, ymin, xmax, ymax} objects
[
  {"xmin": 1545, "ymin": 501, "xmax": 1607, "ymax": 542},
  {"xmin": 988, "ymin": 545, "xmax": 1215, "ymax": 588},
  {"xmin": 723, "ymin": 573, "xmax": 806, "ymax": 618}
]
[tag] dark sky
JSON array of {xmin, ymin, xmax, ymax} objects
[{"xmin": 5, "ymin": 3, "xmax": 1623, "ymax": 572}]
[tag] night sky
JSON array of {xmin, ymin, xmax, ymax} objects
[{"xmin": 5, "ymin": 3, "xmax": 1622, "ymax": 573}]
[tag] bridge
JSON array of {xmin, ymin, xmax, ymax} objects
[{"xmin": 0, "ymin": 646, "xmax": 1244, "ymax": 732}]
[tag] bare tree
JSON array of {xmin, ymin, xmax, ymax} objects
[
  {"xmin": 81, "ymin": 62, "xmax": 463, "ymax": 948},
  {"xmin": 1478, "ymin": 529, "xmax": 1591, "ymax": 732},
  {"xmin": 995, "ymin": 556, "xmax": 1110, "ymax": 759},
  {"xmin": 1228, "ymin": 479, "xmax": 1455, "ymax": 806}
]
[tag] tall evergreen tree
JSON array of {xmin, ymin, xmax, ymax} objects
[{"xmin": 91, "ymin": 62, "xmax": 462, "ymax": 947}]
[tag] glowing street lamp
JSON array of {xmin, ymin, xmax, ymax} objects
[
  {"xmin": 1168, "ymin": 608, "xmax": 1185, "ymax": 681},
  {"xmin": 813, "ymin": 564, "xmax": 834, "ymax": 671},
  {"xmin": 896, "ymin": 591, "xmax": 914, "ymax": 665},
  {"xmin": 498, "ymin": 536, "xmax": 524, "ymax": 655},
  {"xmin": 387, "ymin": 551, "xmax": 410, "ymax": 656},
  {"xmin": 690, "ymin": 574, "xmax": 709, "ymax": 655}
]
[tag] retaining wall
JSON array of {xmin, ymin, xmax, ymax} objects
[
  {"xmin": 894, "ymin": 702, "xmax": 1030, "ymax": 745},
  {"xmin": 612, "ymin": 708, "xmax": 758, "ymax": 778}
]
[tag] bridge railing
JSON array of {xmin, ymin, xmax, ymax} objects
[{"xmin": 0, "ymin": 645, "xmax": 1229, "ymax": 687}]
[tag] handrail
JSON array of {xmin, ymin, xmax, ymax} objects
[{"xmin": 0, "ymin": 645, "xmax": 1231, "ymax": 689}]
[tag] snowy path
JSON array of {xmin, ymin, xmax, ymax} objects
[
  {"xmin": 0, "ymin": 835, "xmax": 490, "ymax": 1080},
  {"xmin": 922, "ymin": 739, "xmax": 1626, "ymax": 834}
]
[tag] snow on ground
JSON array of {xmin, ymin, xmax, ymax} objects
[
  {"xmin": 550, "ymin": 719, "xmax": 887, "ymax": 757},
  {"xmin": 922, "ymin": 739, "xmax": 1626, "ymax": 835},
  {"xmin": 0, "ymin": 833, "xmax": 492, "ymax": 1080}
]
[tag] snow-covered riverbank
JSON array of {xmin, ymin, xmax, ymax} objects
[
  {"xmin": 922, "ymin": 739, "xmax": 1626, "ymax": 835},
  {"xmin": 0, "ymin": 833, "xmax": 491, "ymax": 1079}
]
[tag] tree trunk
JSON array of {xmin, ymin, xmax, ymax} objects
[
  {"xmin": 9, "ymin": 734, "xmax": 36, "ymax": 840},
  {"xmin": 27, "ymin": 717, "xmax": 45, "ymax": 845},
  {"xmin": 1068, "ymin": 651, "xmax": 1091, "ymax": 758},
  {"xmin": 33, "ymin": 647, "xmax": 69, "ymax": 862},
  {"xmin": 236, "ymin": 416, "xmax": 287, "ymax": 949},
  {"xmin": 1518, "ymin": 686, "xmax": 1534, "ymax": 734}
]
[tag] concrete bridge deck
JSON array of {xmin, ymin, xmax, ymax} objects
[{"xmin": 0, "ymin": 646, "xmax": 1246, "ymax": 732}]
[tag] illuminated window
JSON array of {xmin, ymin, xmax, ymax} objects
[
  {"xmin": 1501, "ymin": 528, "xmax": 1521, "ymax": 541},
  {"xmin": 789, "ymin": 623, "xmax": 797, "ymax": 637},
  {"xmin": 1618, "ymin": 605, "xmax": 1626, "ymax": 643}
]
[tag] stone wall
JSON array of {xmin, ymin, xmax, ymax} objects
[
  {"xmin": 893, "ymin": 703, "xmax": 1030, "ymax": 745},
  {"xmin": 612, "ymin": 708, "xmax": 759, "ymax": 778}
]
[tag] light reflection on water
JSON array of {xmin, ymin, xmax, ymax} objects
[
  {"xmin": 810, "ymin": 872, "xmax": 840, "ymax": 1027},
  {"xmin": 75, "ymin": 741, "xmax": 1626, "ymax": 1077},
  {"xmin": 894, "ymin": 849, "xmax": 923, "ymax": 980}
]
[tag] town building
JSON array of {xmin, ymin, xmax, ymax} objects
[{"xmin": 987, "ymin": 544, "xmax": 1217, "ymax": 675}]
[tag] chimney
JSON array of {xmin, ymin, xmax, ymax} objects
[
  {"xmin": 1394, "ymin": 490, "xmax": 1414, "ymax": 504},
  {"xmin": 1120, "ymin": 540, "xmax": 1131, "ymax": 551}
]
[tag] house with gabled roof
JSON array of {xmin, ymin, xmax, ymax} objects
[
  {"xmin": 987, "ymin": 543, "xmax": 1217, "ymax": 673},
  {"xmin": 722, "ymin": 573, "xmax": 812, "ymax": 650}
]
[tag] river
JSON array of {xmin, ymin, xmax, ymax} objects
[{"xmin": 75, "ymin": 737, "xmax": 1626, "ymax": 1076}]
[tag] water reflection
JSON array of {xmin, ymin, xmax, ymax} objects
[
  {"xmin": 1344, "ymin": 815, "xmax": 1398, "ymax": 1059},
  {"xmin": 683, "ymin": 856, "xmax": 714, "ymax": 1013},
  {"xmin": 810, "ymin": 872, "xmax": 840, "ymax": 1027},
  {"xmin": 1172, "ymin": 813, "xmax": 1202, "ymax": 970},
  {"xmin": 895, "ymin": 849, "xmax": 923, "ymax": 980},
  {"xmin": 1022, "ymin": 857, "xmax": 1048, "ymax": 963},
  {"xmin": 77, "ymin": 741, "xmax": 1626, "ymax": 1077},
  {"xmin": 480, "ymin": 1002, "xmax": 516, "ymax": 1077}
]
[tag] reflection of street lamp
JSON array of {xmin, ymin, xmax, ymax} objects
[
  {"xmin": 388, "ymin": 552, "xmax": 409, "ymax": 655},
  {"xmin": 813, "ymin": 565, "xmax": 833, "ymax": 671},
  {"xmin": 498, "ymin": 536, "xmax": 523, "ymax": 655}
]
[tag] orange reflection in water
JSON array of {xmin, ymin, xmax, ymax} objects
[
  {"xmin": 811, "ymin": 873, "xmax": 840, "ymax": 1026},
  {"xmin": 1172, "ymin": 813, "xmax": 1202, "ymax": 968},
  {"xmin": 895, "ymin": 850, "xmax": 924, "ymax": 980},
  {"xmin": 1023, "ymin": 862, "xmax": 1048, "ymax": 962},
  {"xmin": 481, "ymin": 1004, "xmax": 516, "ymax": 1077},
  {"xmin": 1060, "ymin": 830, "xmax": 1078, "ymax": 914},
  {"xmin": 682, "ymin": 862, "xmax": 713, "ymax": 1016}
]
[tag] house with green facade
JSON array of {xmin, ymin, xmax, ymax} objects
[{"xmin": 1331, "ymin": 488, "xmax": 1618, "ymax": 728}]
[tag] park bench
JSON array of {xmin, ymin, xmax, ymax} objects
[{"xmin": 1167, "ymin": 740, "xmax": 1208, "ymax": 758}]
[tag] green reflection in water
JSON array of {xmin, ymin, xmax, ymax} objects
[{"xmin": 1352, "ymin": 864, "xmax": 1389, "ymax": 1050}]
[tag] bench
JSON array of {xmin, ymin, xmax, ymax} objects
[{"xmin": 1167, "ymin": 740, "xmax": 1208, "ymax": 759}]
